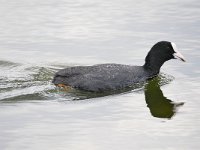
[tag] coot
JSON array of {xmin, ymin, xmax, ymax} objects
[{"xmin": 52, "ymin": 41, "xmax": 185, "ymax": 92}]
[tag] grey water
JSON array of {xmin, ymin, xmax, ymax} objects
[{"xmin": 0, "ymin": 0, "xmax": 200, "ymax": 149}]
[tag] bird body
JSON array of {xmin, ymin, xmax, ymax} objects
[
  {"xmin": 53, "ymin": 64, "xmax": 150, "ymax": 92},
  {"xmin": 52, "ymin": 41, "xmax": 185, "ymax": 92}
]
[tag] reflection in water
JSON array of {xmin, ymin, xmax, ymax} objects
[{"xmin": 145, "ymin": 78, "xmax": 184, "ymax": 119}]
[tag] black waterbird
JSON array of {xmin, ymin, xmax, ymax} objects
[{"xmin": 52, "ymin": 41, "xmax": 185, "ymax": 92}]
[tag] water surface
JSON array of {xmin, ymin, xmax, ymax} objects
[{"xmin": 0, "ymin": 0, "xmax": 200, "ymax": 149}]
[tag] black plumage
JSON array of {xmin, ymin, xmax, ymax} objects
[{"xmin": 52, "ymin": 41, "xmax": 185, "ymax": 92}]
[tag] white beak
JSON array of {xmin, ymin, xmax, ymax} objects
[
  {"xmin": 171, "ymin": 42, "xmax": 186, "ymax": 62},
  {"xmin": 173, "ymin": 52, "xmax": 186, "ymax": 62}
]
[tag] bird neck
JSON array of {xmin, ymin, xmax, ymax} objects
[{"xmin": 143, "ymin": 56, "xmax": 166, "ymax": 75}]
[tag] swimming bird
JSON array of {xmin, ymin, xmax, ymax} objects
[{"xmin": 52, "ymin": 41, "xmax": 185, "ymax": 92}]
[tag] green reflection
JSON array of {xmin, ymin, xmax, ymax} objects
[{"xmin": 145, "ymin": 78, "xmax": 184, "ymax": 119}]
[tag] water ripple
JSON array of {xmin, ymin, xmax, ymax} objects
[{"xmin": 0, "ymin": 60, "xmax": 174, "ymax": 102}]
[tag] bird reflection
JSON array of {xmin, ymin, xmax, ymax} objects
[{"xmin": 144, "ymin": 78, "xmax": 184, "ymax": 119}]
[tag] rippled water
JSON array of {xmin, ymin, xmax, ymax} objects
[{"xmin": 0, "ymin": 0, "xmax": 200, "ymax": 149}]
